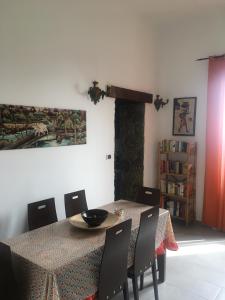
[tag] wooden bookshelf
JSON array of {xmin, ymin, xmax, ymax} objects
[{"xmin": 158, "ymin": 140, "xmax": 197, "ymax": 225}]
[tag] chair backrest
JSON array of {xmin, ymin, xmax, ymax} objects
[
  {"xmin": 98, "ymin": 219, "xmax": 132, "ymax": 300},
  {"xmin": 133, "ymin": 206, "xmax": 159, "ymax": 276},
  {"xmin": 64, "ymin": 190, "xmax": 88, "ymax": 218},
  {"xmin": 137, "ymin": 187, "xmax": 160, "ymax": 206},
  {"xmin": 0, "ymin": 242, "xmax": 18, "ymax": 299},
  {"xmin": 28, "ymin": 198, "xmax": 58, "ymax": 231}
]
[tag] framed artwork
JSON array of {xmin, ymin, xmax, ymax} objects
[
  {"xmin": 172, "ymin": 97, "xmax": 197, "ymax": 136},
  {"xmin": 0, "ymin": 104, "xmax": 86, "ymax": 150}
]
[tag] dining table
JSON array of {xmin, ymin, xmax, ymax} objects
[{"xmin": 5, "ymin": 200, "xmax": 178, "ymax": 300}]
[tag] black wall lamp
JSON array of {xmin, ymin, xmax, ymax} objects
[
  {"xmin": 154, "ymin": 95, "xmax": 169, "ymax": 111},
  {"xmin": 88, "ymin": 81, "xmax": 106, "ymax": 105}
]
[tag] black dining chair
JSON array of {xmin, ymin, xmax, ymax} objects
[
  {"xmin": 128, "ymin": 206, "xmax": 159, "ymax": 300},
  {"xmin": 136, "ymin": 187, "xmax": 160, "ymax": 207},
  {"xmin": 98, "ymin": 219, "xmax": 132, "ymax": 300},
  {"xmin": 64, "ymin": 189, "xmax": 88, "ymax": 218},
  {"xmin": 0, "ymin": 242, "xmax": 20, "ymax": 300},
  {"xmin": 28, "ymin": 198, "xmax": 58, "ymax": 231}
]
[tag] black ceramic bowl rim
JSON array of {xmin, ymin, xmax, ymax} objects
[{"xmin": 81, "ymin": 209, "xmax": 108, "ymax": 226}]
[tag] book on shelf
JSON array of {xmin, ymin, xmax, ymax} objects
[
  {"xmin": 160, "ymin": 139, "xmax": 189, "ymax": 153},
  {"xmin": 164, "ymin": 200, "xmax": 174, "ymax": 216},
  {"xmin": 160, "ymin": 159, "xmax": 192, "ymax": 175},
  {"xmin": 183, "ymin": 163, "xmax": 193, "ymax": 175},
  {"xmin": 163, "ymin": 181, "xmax": 186, "ymax": 197},
  {"xmin": 160, "ymin": 179, "xmax": 167, "ymax": 193},
  {"xmin": 164, "ymin": 199, "xmax": 185, "ymax": 219},
  {"xmin": 179, "ymin": 203, "xmax": 185, "ymax": 219},
  {"xmin": 167, "ymin": 182, "xmax": 175, "ymax": 194}
]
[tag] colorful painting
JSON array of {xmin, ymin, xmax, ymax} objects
[
  {"xmin": 172, "ymin": 97, "xmax": 197, "ymax": 136},
  {"xmin": 0, "ymin": 104, "xmax": 86, "ymax": 150}
]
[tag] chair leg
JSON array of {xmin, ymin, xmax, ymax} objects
[
  {"xmin": 157, "ymin": 253, "xmax": 166, "ymax": 283},
  {"xmin": 140, "ymin": 274, "xmax": 144, "ymax": 290},
  {"xmin": 152, "ymin": 261, "xmax": 159, "ymax": 300},
  {"xmin": 123, "ymin": 279, "xmax": 129, "ymax": 300},
  {"xmin": 132, "ymin": 276, "xmax": 139, "ymax": 300}
]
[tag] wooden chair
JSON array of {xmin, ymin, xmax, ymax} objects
[
  {"xmin": 128, "ymin": 206, "xmax": 159, "ymax": 300},
  {"xmin": 64, "ymin": 190, "xmax": 88, "ymax": 218},
  {"xmin": 0, "ymin": 242, "xmax": 20, "ymax": 299},
  {"xmin": 136, "ymin": 187, "xmax": 160, "ymax": 206},
  {"xmin": 137, "ymin": 188, "xmax": 166, "ymax": 284},
  {"xmin": 98, "ymin": 219, "xmax": 132, "ymax": 300},
  {"xmin": 28, "ymin": 198, "xmax": 58, "ymax": 231}
]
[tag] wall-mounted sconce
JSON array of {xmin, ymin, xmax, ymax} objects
[
  {"xmin": 154, "ymin": 95, "xmax": 169, "ymax": 111},
  {"xmin": 88, "ymin": 81, "xmax": 106, "ymax": 105}
]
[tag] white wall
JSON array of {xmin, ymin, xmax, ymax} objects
[
  {"xmin": 155, "ymin": 12, "xmax": 225, "ymax": 220},
  {"xmin": 0, "ymin": 1, "xmax": 157, "ymax": 239}
]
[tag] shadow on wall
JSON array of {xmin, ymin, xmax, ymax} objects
[
  {"xmin": 0, "ymin": 210, "xmax": 28, "ymax": 240},
  {"xmin": 0, "ymin": 213, "xmax": 12, "ymax": 240}
]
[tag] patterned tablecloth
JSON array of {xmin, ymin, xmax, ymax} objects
[{"xmin": 5, "ymin": 200, "xmax": 177, "ymax": 300}]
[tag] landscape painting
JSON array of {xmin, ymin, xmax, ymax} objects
[{"xmin": 0, "ymin": 104, "xmax": 86, "ymax": 150}]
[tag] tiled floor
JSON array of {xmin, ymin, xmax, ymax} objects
[{"xmin": 115, "ymin": 221, "xmax": 225, "ymax": 300}]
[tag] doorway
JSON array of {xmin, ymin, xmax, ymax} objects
[{"xmin": 114, "ymin": 99, "xmax": 145, "ymax": 201}]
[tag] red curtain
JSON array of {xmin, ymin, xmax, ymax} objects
[{"xmin": 203, "ymin": 57, "xmax": 225, "ymax": 231}]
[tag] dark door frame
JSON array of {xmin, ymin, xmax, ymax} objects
[
  {"xmin": 113, "ymin": 86, "xmax": 153, "ymax": 201},
  {"xmin": 114, "ymin": 99, "xmax": 145, "ymax": 201},
  {"xmin": 111, "ymin": 87, "xmax": 166, "ymax": 284},
  {"xmin": 107, "ymin": 85, "xmax": 153, "ymax": 103}
]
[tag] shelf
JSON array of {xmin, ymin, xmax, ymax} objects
[
  {"xmin": 171, "ymin": 216, "xmax": 185, "ymax": 221},
  {"xmin": 159, "ymin": 140, "xmax": 196, "ymax": 226},
  {"xmin": 162, "ymin": 193, "xmax": 195, "ymax": 200},
  {"xmin": 161, "ymin": 193, "xmax": 187, "ymax": 201},
  {"xmin": 160, "ymin": 151, "xmax": 189, "ymax": 154},
  {"xmin": 160, "ymin": 172, "xmax": 189, "ymax": 177}
]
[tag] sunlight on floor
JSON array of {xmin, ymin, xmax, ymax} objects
[{"xmin": 167, "ymin": 242, "xmax": 225, "ymax": 257}]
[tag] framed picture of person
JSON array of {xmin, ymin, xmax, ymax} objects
[{"xmin": 172, "ymin": 97, "xmax": 197, "ymax": 136}]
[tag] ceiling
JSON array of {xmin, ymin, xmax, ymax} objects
[
  {"xmin": 131, "ymin": 0, "xmax": 225, "ymax": 15},
  {"xmin": 83, "ymin": 0, "xmax": 225, "ymax": 25}
]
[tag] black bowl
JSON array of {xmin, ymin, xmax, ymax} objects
[{"xmin": 81, "ymin": 209, "xmax": 108, "ymax": 227}]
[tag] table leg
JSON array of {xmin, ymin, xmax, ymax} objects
[{"xmin": 157, "ymin": 252, "xmax": 166, "ymax": 283}]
